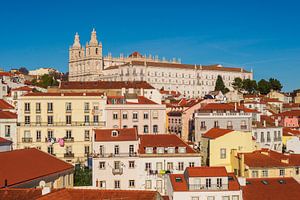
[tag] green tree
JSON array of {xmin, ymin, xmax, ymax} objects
[
  {"xmin": 19, "ymin": 67, "xmax": 29, "ymax": 75},
  {"xmin": 74, "ymin": 166, "xmax": 92, "ymax": 186},
  {"xmin": 232, "ymin": 77, "xmax": 243, "ymax": 91},
  {"xmin": 242, "ymin": 79, "xmax": 257, "ymax": 94},
  {"xmin": 215, "ymin": 75, "xmax": 229, "ymax": 94},
  {"xmin": 269, "ymin": 78, "xmax": 283, "ymax": 91},
  {"xmin": 257, "ymin": 79, "xmax": 271, "ymax": 94}
]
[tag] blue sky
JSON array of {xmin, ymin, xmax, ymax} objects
[{"xmin": 0, "ymin": 0, "xmax": 299, "ymax": 91}]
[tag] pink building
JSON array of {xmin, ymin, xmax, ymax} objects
[{"xmin": 275, "ymin": 110, "xmax": 300, "ymax": 128}]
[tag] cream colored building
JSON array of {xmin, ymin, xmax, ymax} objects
[
  {"xmin": 17, "ymin": 92, "xmax": 106, "ymax": 164},
  {"xmin": 68, "ymin": 29, "xmax": 253, "ymax": 98}
]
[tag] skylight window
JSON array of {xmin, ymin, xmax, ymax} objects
[{"xmin": 261, "ymin": 180, "xmax": 269, "ymax": 185}]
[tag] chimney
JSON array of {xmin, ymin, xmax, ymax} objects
[
  {"xmin": 275, "ymin": 119, "xmax": 279, "ymax": 127},
  {"xmin": 263, "ymin": 120, "xmax": 266, "ymax": 127}
]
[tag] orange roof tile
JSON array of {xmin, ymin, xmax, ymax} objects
[
  {"xmin": 200, "ymin": 103, "xmax": 258, "ymax": 113},
  {"xmin": 276, "ymin": 110, "xmax": 300, "ymax": 117},
  {"xmin": 186, "ymin": 166, "xmax": 228, "ymax": 177},
  {"xmin": 0, "ymin": 188, "xmax": 43, "ymax": 200},
  {"xmin": 37, "ymin": 188, "xmax": 160, "ymax": 200},
  {"xmin": 107, "ymin": 96, "xmax": 158, "ymax": 105},
  {"xmin": 283, "ymin": 127, "xmax": 300, "ymax": 136},
  {"xmin": 0, "ymin": 111, "xmax": 17, "ymax": 119},
  {"xmin": 0, "ymin": 148, "xmax": 73, "ymax": 188},
  {"xmin": 0, "ymin": 137, "xmax": 12, "ymax": 145},
  {"xmin": 11, "ymin": 86, "xmax": 33, "ymax": 92},
  {"xmin": 24, "ymin": 92, "xmax": 104, "ymax": 97},
  {"xmin": 243, "ymin": 178, "xmax": 300, "ymax": 200},
  {"xmin": 202, "ymin": 128, "xmax": 233, "ymax": 139},
  {"xmin": 0, "ymin": 99, "xmax": 14, "ymax": 110},
  {"xmin": 138, "ymin": 134, "xmax": 196, "ymax": 154},
  {"xmin": 94, "ymin": 128, "xmax": 138, "ymax": 142}
]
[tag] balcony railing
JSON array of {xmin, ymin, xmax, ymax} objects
[
  {"xmin": 64, "ymin": 137, "xmax": 74, "ymax": 142},
  {"xmin": 64, "ymin": 153, "xmax": 74, "ymax": 158},
  {"xmin": 17, "ymin": 121, "xmax": 106, "ymax": 127},
  {"xmin": 112, "ymin": 168, "xmax": 123, "ymax": 175},
  {"xmin": 92, "ymin": 152, "xmax": 138, "ymax": 158},
  {"xmin": 22, "ymin": 137, "xmax": 32, "ymax": 143},
  {"xmin": 189, "ymin": 184, "xmax": 229, "ymax": 191},
  {"xmin": 196, "ymin": 112, "xmax": 251, "ymax": 117}
]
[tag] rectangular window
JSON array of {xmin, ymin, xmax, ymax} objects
[
  {"xmin": 129, "ymin": 145, "xmax": 134, "ymax": 155},
  {"xmin": 178, "ymin": 162, "xmax": 184, "ymax": 171},
  {"xmin": 99, "ymin": 181, "xmax": 106, "ymax": 189},
  {"xmin": 66, "ymin": 130, "xmax": 72, "ymax": 138},
  {"xmin": 251, "ymin": 170, "xmax": 258, "ymax": 178},
  {"xmin": 5, "ymin": 125, "xmax": 10, "ymax": 137},
  {"xmin": 99, "ymin": 162, "xmax": 105, "ymax": 169},
  {"xmin": 66, "ymin": 115, "xmax": 72, "ymax": 125},
  {"xmin": 99, "ymin": 145, "xmax": 104, "ymax": 156},
  {"xmin": 47, "ymin": 146, "xmax": 54, "ymax": 154},
  {"xmin": 262, "ymin": 170, "xmax": 268, "ymax": 177},
  {"xmin": 143, "ymin": 125, "xmax": 149, "ymax": 133},
  {"xmin": 114, "ymin": 145, "xmax": 119, "ymax": 155},
  {"xmin": 129, "ymin": 180, "xmax": 135, "ymax": 188},
  {"xmin": 114, "ymin": 180, "xmax": 120, "ymax": 189},
  {"xmin": 84, "ymin": 102, "xmax": 90, "ymax": 112},
  {"xmin": 133, "ymin": 112, "xmax": 138, "ymax": 120},
  {"xmin": 222, "ymin": 197, "xmax": 230, "ymax": 200},
  {"xmin": 232, "ymin": 196, "xmax": 239, "ymax": 200},
  {"xmin": 36, "ymin": 130, "xmax": 41, "ymax": 140},
  {"xmin": 47, "ymin": 130, "xmax": 53, "ymax": 139},
  {"xmin": 84, "ymin": 130, "xmax": 90, "ymax": 141},
  {"xmin": 113, "ymin": 112, "xmax": 118, "ymax": 120},
  {"xmin": 153, "ymin": 125, "xmax": 158, "ymax": 133},
  {"xmin": 279, "ymin": 168, "xmax": 285, "ymax": 176},
  {"xmin": 25, "ymin": 116, "xmax": 30, "ymax": 124},
  {"xmin": 167, "ymin": 162, "xmax": 173, "ymax": 170},
  {"xmin": 145, "ymin": 162, "xmax": 151, "ymax": 171},
  {"xmin": 145, "ymin": 180, "xmax": 152, "ymax": 189},
  {"xmin": 93, "ymin": 115, "xmax": 99, "ymax": 123},
  {"xmin": 66, "ymin": 102, "xmax": 72, "ymax": 112},
  {"xmin": 36, "ymin": 115, "xmax": 41, "ymax": 124},
  {"xmin": 84, "ymin": 146, "xmax": 89, "ymax": 155},
  {"xmin": 36, "ymin": 102, "xmax": 41, "ymax": 113},
  {"xmin": 122, "ymin": 112, "xmax": 128, "ymax": 119},
  {"xmin": 84, "ymin": 115, "xmax": 90, "ymax": 123},
  {"xmin": 47, "ymin": 102, "xmax": 53, "ymax": 113},
  {"xmin": 153, "ymin": 111, "xmax": 158, "ymax": 119},
  {"xmin": 217, "ymin": 178, "xmax": 222, "ymax": 188},
  {"xmin": 129, "ymin": 161, "xmax": 135, "ymax": 168},
  {"xmin": 24, "ymin": 103, "xmax": 30, "ymax": 112},
  {"xmin": 144, "ymin": 112, "xmax": 149, "ymax": 119},
  {"xmin": 191, "ymin": 197, "xmax": 199, "ymax": 200},
  {"xmin": 47, "ymin": 116, "xmax": 53, "ymax": 125},
  {"xmin": 220, "ymin": 148, "xmax": 226, "ymax": 159},
  {"xmin": 189, "ymin": 162, "xmax": 195, "ymax": 167},
  {"xmin": 205, "ymin": 178, "xmax": 211, "ymax": 188}
]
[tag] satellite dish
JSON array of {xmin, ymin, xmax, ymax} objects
[{"xmin": 39, "ymin": 180, "xmax": 46, "ymax": 188}]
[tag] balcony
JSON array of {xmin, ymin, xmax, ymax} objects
[
  {"xmin": 64, "ymin": 137, "xmax": 74, "ymax": 142},
  {"xmin": 84, "ymin": 109, "xmax": 90, "ymax": 113},
  {"xmin": 189, "ymin": 184, "xmax": 228, "ymax": 191},
  {"xmin": 22, "ymin": 137, "xmax": 32, "ymax": 143},
  {"xmin": 112, "ymin": 168, "xmax": 123, "ymax": 175},
  {"xmin": 17, "ymin": 121, "xmax": 106, "ymax": 127},
  {"xmin": 93, "ymin": 152, "xmax": 138, "ymax": 158},
  {"xmin": 64, "ymin": 153, "xmax": 74, "ymax": 158},
  {"xmin": 241, "ymin": 125, "xmax": 248, "ymax": 130}
]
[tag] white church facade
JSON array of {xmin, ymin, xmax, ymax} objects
[{"xmin": 69, "ymin": 29, "xmax": 253, "ymax": 98}]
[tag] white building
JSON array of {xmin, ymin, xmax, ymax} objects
[
  {"xmin": 28, "ymin": 67, "xmax": 59, "ymax": 76},
  {"xmin": 68, "ymin": 29, "xmax": 253, "ymax": 98},
  {"xmin": 92, "ymin": 128, "xmax": 201, "ymax": 195},
  {"xmin": 166, "ymin": 166, "xmax": 243, "ymax": 200}
]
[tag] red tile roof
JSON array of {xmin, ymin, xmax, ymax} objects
[
  {"xmin": 240, "ymin": 150, "xmax": 292, "ymax": 168},
  {"xmin": 186, "ymin": 166, "xmax": 228, "ymax": 177},
  {"xmin": 243, "ymin": 178, "xmax": 300, "ymax": 200},
  {"xmin": 202, "ymin": 128, "xmax": 233, "ymax": 139},
  {"xmin": 128, "ymin": 51, "xmax": 143, "ymax": 58},
  {"xmin": 107, "ymin": 96, "xmax": 158, "ymax": 105},
  {"xmin": 199, "ymin": 103, "xmax": 258, "ymax": 113},
  {"xmin": 60, "ymin": 81, "xmax": 154, "ymax": 90},
  {"xmin": 0, "ymin": 72, "xmax": 13, "ymax": 77},
  {"xmin": 283, "ymin": 127, "xmax": 300, "ymax": 136},
  {"xmin": 283, "ymin": 103, "xmax": 300, "ymax": 108},
  {"xmin": 11, "ymin": 86, "xmax": 33, "ymax": 92},
  {"xmin": 94, "ymin": 128, "xmax": 138, "ymax": 142},
  {"xmin": 170, "ymin": 167, "xmax": 240, "ymax": 192},
  {"xmin": 138, "ymin": 134, "xmax": 196, "ymax": 154},
  {"xmin": 0, "ymin": 111, "xmax": 17, "ymax": 119},
  {"xmin": 106, "ymin": 61, "xmax": 251, "ymax": 73},
  {"xmin": 24, "ymin": 92, "xmax": 104, "ymax": 97},
  {"xmin": 0, "ymin": 188, "xmax": 43, "ymax": 200},
  {"xmin": 0, "ymin": 148, "xmax": 73, "ymax": 188},
  {"xmin": 276, "ymin": 110, "xmax": 300, "ymax": 117},
  {"xmin": 0, "ymin": 137, "xmax": 12, "ymax": 145},
  {"xmin": 0, "ymin": 99, "xmax": 14, "ymax": 110},
  {"xmin": 37, "ymin": 188, "xmax": 160, "ymax": 200}
]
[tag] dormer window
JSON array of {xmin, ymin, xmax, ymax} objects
[
  {"xmin": 157, "ymin": 147, "xmax": 164, "ymax": 154},
  {"xmin": 145, "ymin": 147, "xmax": 153, "ymax": 154},
  {"xmin": 178, "ymin": 147, "xmax": 186, "ymax": 153},
  {"xmin": 112, "ymin": 130, "xmax": 118, "ymax": 137},
  {"xmin": 167, "ymin": 147, "xmax": 175, "ymax": 154}
]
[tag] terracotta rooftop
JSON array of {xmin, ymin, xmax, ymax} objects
[
  {"xmin": 199, "ymin": 103, "xmax": 258, "ymax": 113},
  {"xmin": 138, "ymin": 134, "xmax": 196, "ymax": 154},
  {"xmin": 59, "ymin": 81, "xmax": 154, "ymax": 90},
  {"xmin": 283, "ymin": 127, "xmax": 300, "ymax": 136},
  {"xmin": 202, "ymin": 128, "xmax": 233, "ymax": 139},
  {"xmin": 0, "ymin": 99, "xmax": 14, "ymax": 110},
  {"xmin": 0, "ymin": 72, "xmax": 13, "ymax": 77},
  {"xmin": 0, "ymin": 137, "xmax": 12, "ymax": 145},
  {"xmin": 0, "ymin": 148, "xmax": 73, "ymax": 188},
  {"xmin": 128, "ymin": 51, "xmax": 143, "ymax": 58},
  {"xmin": 276, "ymin": 110, "xmax": 300, "ymax": 117},
  {"xmin": 167, "ymin": 111, "xmax": 183, "ymax": 117},
  {"xmin": 0, "ymin": 111, "xmax": 17, "ymax": 119},
  {"xmin": 243, "ymin": 177, "xmax": 300, "ymax": 200},
  {"xmin": 169, "ymin": 167, "xmax": 240, "ymax": 192},
  {"xmin": 107, "ymin": 96, "xmax": 158, "ymax": 105},
  {"xmin": 105, "ymin": 61, "xmax": 251, "ymax": 73},
  {"xmin": 186, "ymin": 166, "xmax": 228, "ymax": 177},
  {"xmin": 94, "ymin": 128, "xmax": 138, "ymax": 142},
  {"xmin": 37, "ymin": 188, "xmax": 161, "ymax": 200},
  {"xmin": 0, "ymin": 188, "xmax": 43, "ymax": 200},
  {"xmin": 24, "ymin": 92, "xmax": 104, "ymax": 97},
  {"xmin": 283, "ymin": 103, "xmax": 300, "ymax": 108},
  {"xmin": 11, "ymin": 86, "xmax": 33, "ymax": 92}
]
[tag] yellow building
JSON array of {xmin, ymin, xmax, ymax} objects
[
  {"xmin": 201, "ymin": 128, "xmax": 257, "ymax": 172},
  {"xmin": 17, "ymin": 92, "xmax": 106, "ymax": 164},
  {"xmin": 231, "ymin": 149, "xmax": 297, "ymax": 179}
]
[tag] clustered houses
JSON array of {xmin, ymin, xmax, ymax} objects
[{"xmin": 92, "ymin": 128, "xmax": 201, "ymax": 194}]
